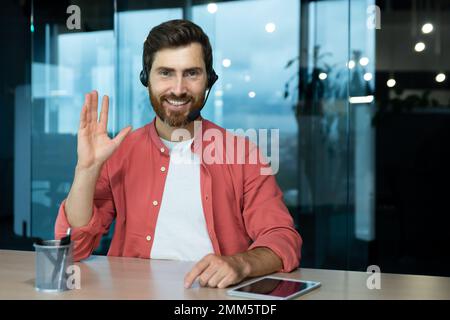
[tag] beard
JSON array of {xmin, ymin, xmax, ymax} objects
[{"xmin": 149, "ymin": 84, "xmax": 205, "ymax": 128}]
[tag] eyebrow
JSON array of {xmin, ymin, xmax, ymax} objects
[{"xmin": 155, "ymin": 67, "xmax": 203, "ymax": 73}]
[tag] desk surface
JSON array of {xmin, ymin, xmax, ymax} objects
[{"xmin": 1, "ymin": 249, "xmax": 449, "ymax": 300}]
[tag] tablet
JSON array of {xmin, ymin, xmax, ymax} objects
[{"xmin": 227, "ymin": 276, "xmax": 321, "ymax": 300}]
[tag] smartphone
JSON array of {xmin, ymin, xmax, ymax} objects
[{"xmin": 226, "ymin": 276, "xmax": 321, "ymax": 300}]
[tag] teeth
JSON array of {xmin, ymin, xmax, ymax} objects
[{"xmin": 167, "ymin": 99, "xmax": 189, "ymax": 106}]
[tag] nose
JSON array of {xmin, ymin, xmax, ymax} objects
[{"xmin": 170, "ymin": 74, "xmax": 188, "ymax": 97}]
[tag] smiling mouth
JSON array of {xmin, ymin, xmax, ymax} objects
[{"xmin": 165, "ymin": 99, "xmax": 191, "ymax": 107}]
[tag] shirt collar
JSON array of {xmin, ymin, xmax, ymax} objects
[{"xmin": 148, "ymin": 116, "xmax": 210, "ymax": 157}]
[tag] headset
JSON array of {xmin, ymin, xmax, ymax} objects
[{"xmin": 139, "ymin": 44, "xmax": 219, "ymax": 122}]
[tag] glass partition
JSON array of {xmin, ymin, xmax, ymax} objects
[
  {"xmin": 26, "ymin": 0, "xmax": 353, "ymax": 264},
  {"xmin": 192, "ymin": 0, "xmax": 300, "ymax": 225},
  {"xmin": 19, "ymin": 0, "xmax": 449, "ymax": 276},
  {"xmin": 28, "ymin": 1, "xmax": 115, "ymax": 240}
]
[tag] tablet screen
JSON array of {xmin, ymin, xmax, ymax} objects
[{"xmin": 233, "ymin": 278, "xmax": 312, "ymax": 298}]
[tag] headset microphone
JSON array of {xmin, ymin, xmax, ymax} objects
[{"xmin": 186, "ymin": 71, "xmax": 218, "ymax": 122}]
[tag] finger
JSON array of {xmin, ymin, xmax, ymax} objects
[
  {"xmin": 206, "ymin": 268, "xmax": 227, "ymax": 288},
  {"xmin": 91, "ymin": 90, "xmax": 99, "ymax": 123},
  {"xmin": 79, "ymin": 104, "xmax": 87, "ymax": 130},
  {"xmin": 112, "ymin": 126, "xmax": 132, "ymax": 147},
  {"xmin": 99, "ymin": 95, "xmax": 109, "ymax": 132},
  {"xmin": 217, "ymin": 274, "xmax": 235, "ymax": 289},
  {"xmin": 85, "ymin": 93, "xmax": 92, "ymax": 124},
  {"xmin": 184, "ymin": 256, "xmax": 212, "ymax": 288},
  {"xmin": 199, "ymin": 264, "xmax": 220, "ymax": 287}
]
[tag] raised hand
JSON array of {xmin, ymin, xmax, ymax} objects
[{"xmin": 77, "ymin": 90, "xmax": 132, "ymax": 170}]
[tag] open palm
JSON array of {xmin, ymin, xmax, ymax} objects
[{"xmin": 77, "ymin": 91, "xmax": 132, "ymax": 169}]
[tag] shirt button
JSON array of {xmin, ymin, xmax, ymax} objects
[
  {"xmin": 160, "ymin": 147, "xmax": 165, "ymax": 153},
  {"xmin": 146, "ymin": 235, "xmax": 152, "ymax": 241},
  {"xmin": 160, "ymin": 166, "xmax": 166, "ymax": 172},
  {"xmin": 152, "ymin": 200, "xmax": 158, "ymax": 206}
]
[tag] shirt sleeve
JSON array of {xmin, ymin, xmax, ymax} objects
[
  {"xmin": 242, "ymin": 140, "xmax": 302, "ymax": 273},
  {"xmin": 54, "ymin": 162, "xmax": 116, "ymax": 262}
]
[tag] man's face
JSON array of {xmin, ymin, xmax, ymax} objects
[{"xmin": 148, "ymin": 42, "xmax": 208, "ymax": 127}]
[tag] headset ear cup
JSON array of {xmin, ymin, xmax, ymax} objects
[
  {"xmin": 140, "ymin": 42, "xmax": 149, "ymax": 87},
  {"xmin": 140, "ymin": 69, "xmax": 148, "ymax": 87},
  {"xmin": 208, "ymin": 70, "xmax": 218, "ymax": 88},
  {"xmin": 207, "ymin": 73, "xmax": 212, "ymax": 89}
]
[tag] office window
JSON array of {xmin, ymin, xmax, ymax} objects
[
  {"xmin": 115, "ymin": 8, "xmax": 182, "ymax": 131},
  {"xmin": 27, "ymin": 5, "xmax": 182, "ymax": 240},
  {"xmin": 192, "ymin": 0, "xmax": 300, "ymax": 205},
  {"xmin": 29, "ymin": 29, "xmax": 115, "ymax": 239}
]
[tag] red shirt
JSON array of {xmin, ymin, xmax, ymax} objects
[{"xmin": 55, "ymin": 117, "xmax": 302, "ymax": 272}]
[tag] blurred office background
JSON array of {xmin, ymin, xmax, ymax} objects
[{"xmin": 0, "ymin": 0, "xmax": 449, "ymax": 277}]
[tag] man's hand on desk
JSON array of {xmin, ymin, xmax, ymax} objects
[{"xmin": 184, "ymin": 247, "xmax": 283, "ymax": 289}]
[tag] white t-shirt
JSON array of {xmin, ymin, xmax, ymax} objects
[{"xmin": 150, "ymin": 137, "xmax": 215, "ymax": 261}]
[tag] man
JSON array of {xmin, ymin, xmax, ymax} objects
[{"xmin": 55, "ymin": 19, "xmax": 302, "ymax": 289}]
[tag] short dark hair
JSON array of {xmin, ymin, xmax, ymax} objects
[{"xmin": 143, "ymin": 19, "xmax": 213, "ymax": 75}]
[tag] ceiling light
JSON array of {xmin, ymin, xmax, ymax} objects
[
  {"xmin": 435, "ymin": 73, "xmax": 446, "ymax": 83},
  {"xmin": 421, "ymin": 23, "xmax": 433, "ymax": 34},
  {"xmin": 386, "ymin": 79, "xmax": 396, "ymax": 87},
  {"xmin": 318, "ymin": 72, "xmax": 327, "ymax": 80},
  {"xmin": 207, "ymin": 3, "xmax": 218, "ymax": 14},
  {"xmin": 222, "ymin": 59, "xmax": 231, "ymax": 68},
  {"xmin": 265, "ymin": 23, "xmax": 276, "ymax": 33},
  {"xmin": 363, "ymin": 72, "xmax": 373, "ymax": 81},
  {"xmin": 414, "ymin": 42, "xmax": 426, "ymax": 52},
  {"xmin": 359, "ymin": 57, "xmax": 369, "ymax": 66}
]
